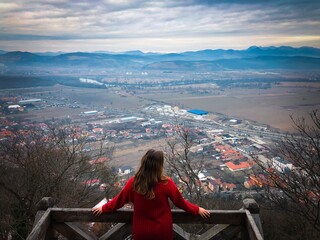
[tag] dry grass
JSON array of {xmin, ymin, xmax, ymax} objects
[{"xmin": 139, "ymin": 83, "xmax": 320, "ymax": 132}]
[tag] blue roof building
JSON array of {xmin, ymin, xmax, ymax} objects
[{"xmin": 187, "ymin": 109, "xmax": 208, "ymax": 115}]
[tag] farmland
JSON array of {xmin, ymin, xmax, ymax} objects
[{"xmin": 136, "ymin": 82, "xmax": 320, "ymax": 132}]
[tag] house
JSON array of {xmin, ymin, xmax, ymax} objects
[
  {"xmin": 0, "ymin": 130, "xmax": 13, "ymax": 138},
  {"xmin": 244, "ymin": 174, "xmax": 265, "ymax": 189},
  {"xmin": 225, "ymin": 161, "xmax": 252, "ymax": 172},
  {"xmin": 207, "ymin": 178, "xmax": 222, "ymax": 192},
  {"xmin": 215, "ymin": 144, "xmax": 246, "ymax": 161},
  {"xmin": 198, "ymin": 171, "xmax": 212, "ymax": 182},
  {"xmin": 92, "ymin": 128, "xmax": 104, "ymax": 134},
  {"xmin": 221, "ymin": 183, "xmax": 236, "ymax": 191},
  {"xmin": 119, "ymin": 166, "xmax": 134, "ymax": 175},
  {"xmin": 244, "ymin": 179, "xmax": 258, "ymax": 189},
  {"xmin": 82, "ymin": 179, "xmax": 100, "ymax": 186},
  {"xmin": 206, "ymin": 178, "xmax": 236, "ymax": 192}
]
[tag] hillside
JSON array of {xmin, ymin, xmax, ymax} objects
[{"xmin": 0, "ymin": 46, "xmax": 319, "ymax": 72}]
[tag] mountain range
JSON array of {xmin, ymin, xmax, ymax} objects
[{"xmin": 0, "ymin": 46, "xmax": 319, "ymax": 71}]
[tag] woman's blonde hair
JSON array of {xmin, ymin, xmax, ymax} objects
[{"xmin": 133, "ymin": 149, "xmax": 167, "ymax": 199}]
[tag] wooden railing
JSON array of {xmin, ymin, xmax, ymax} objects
[{"xmin": 27, "ymin": 197, "xmax": 264, "ymax": 240}]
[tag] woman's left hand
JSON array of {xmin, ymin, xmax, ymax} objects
[{"xmin": 92, "ymin": 206, "xmax": 103, "ymax": 216}]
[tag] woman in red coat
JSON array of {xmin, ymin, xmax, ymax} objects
[{"xmin": 92, "ymin": 149, "xmax": 210, "ymax": 240}]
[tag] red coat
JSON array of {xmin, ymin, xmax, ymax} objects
[{"xmin": 102, "ymin": 177, "xmax": 199, "ymax": 240}]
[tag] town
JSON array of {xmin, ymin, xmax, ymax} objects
[{"xmin": 0, "ymin": 86, "xmax": 293, "ymax": 201}]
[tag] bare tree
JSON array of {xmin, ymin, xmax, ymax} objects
[
  {"xmin": 253, "ymin": 110, "xmax": 320, "ymax": 232},
  {"xmin": 0, "ymin": 127, "xmax": 115, "ymax": 239},
  {"xmin": 164, "ymin": 123, "xmax": 205, "ymax": 203}
]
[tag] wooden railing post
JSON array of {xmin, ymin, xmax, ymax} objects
[
  {"xmin": 33, "ymin": 197, "xmax": 55, "ymax": 240},
  {"xmin": 33, "ymin": 197, "xmax": 55, "ymax": 226},
  {"xmin": 243, "ymin": 198, "xmax": 264, "ymax": 240}
]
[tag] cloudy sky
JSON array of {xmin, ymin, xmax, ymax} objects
[{"xmin": 0, "ymin": 0, "xmax": 319, "ymax": 52}]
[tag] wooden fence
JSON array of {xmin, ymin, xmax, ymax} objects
[{"xmin": 27, "ymin": 197, "xmax": 264, "ymax": 240}]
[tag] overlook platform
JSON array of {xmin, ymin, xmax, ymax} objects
[{"xmin": 27, "ymin": 198, "xmax": 264, "ymax": 240}]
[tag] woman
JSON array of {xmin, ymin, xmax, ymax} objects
[{"xmin": 92, "ymin": 149, "xmax": 210, "ymax": 240}]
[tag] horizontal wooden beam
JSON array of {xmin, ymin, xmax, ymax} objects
[
  {"xmin": 50, "ymin": 208, "xmax": 246, "ymax": 225},
  {"xmin": 172, "ymin": 210, "xmax": 245, "ymax": 225},
  {"xmin": 51, "ymin": 208, "xmax": 133, "ymax": 223}
]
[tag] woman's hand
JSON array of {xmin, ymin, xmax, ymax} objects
[
  {"xmin": 198, "ymin": 207, "xmax": 210, "ymax": 218},
  {"xmin": 92, "ymin": 206, "xmax": 103, "ymax": 216}
]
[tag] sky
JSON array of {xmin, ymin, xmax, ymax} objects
[{"xmin": 0, "ymin": 0, "xmax": 319, "ymax": 53}]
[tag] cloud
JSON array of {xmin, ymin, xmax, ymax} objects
[{"xmin": 0, "ymin": 0, "xmax": 319, "ymax": 51}]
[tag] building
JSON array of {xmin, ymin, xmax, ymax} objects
[
  {"xmin": 244, "ymin": 174, "xmax": 266, "ymax": 189},
  {"xmin": 187, "ymin": 109, "xmax": 208, "ymax": 115},
  {"xmin": 8, "ymin": 104, "xmax": 21, "ymax": 109},
  {"xmin": 18, "ymin": 98, "xmax": 42, "ymax": 104},
  {"xmin": 84, "ymin": 110, "xmax": 98, "ymax": 115},
  {"xmin": 7, "ymin": 104, "xmax": 24, "ymax": 112},
  {"xmin": 256, "ymin": 155, "xmax": 270, "ymax": 166},
  {"xmin": 118, "ymin": 166, "xmax": 134, "ymax": 175},
  {"xmin": 120, "ymin": 116, "xmax": 137, "ymax": 123},
  {"xmin": 271, "ymin": 157, "xmax": 293, "ymax": 172},
  {"xmin": 82, "ymin": 179, "xmax": 100, "ymax": 186},
  {"xmin": 225, "ymin": 161, "xmax": 252, "ymax": 172},
  {"xmin": 92, "ymin": 128, "xmax": 104, "ymax": 134}
]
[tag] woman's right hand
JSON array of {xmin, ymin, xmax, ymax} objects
[{"xmin": 198, "ymin": 207, "xmax": 210, "ymax": 218}]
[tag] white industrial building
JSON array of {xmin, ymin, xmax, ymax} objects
[
  {"xmin": 271, "ymin": 157, "xmax": 293, "ymax": 172},
  {"xmin": 8, "ymin": 105, "xmax": 21, "ymax": 109},
  {"xmin": 83, "ymin": 110, "xmax": 98, "ymax": 115},
  {"xmin": 18, "ymin": 98, "xmax": 42, "ymax": 104}
]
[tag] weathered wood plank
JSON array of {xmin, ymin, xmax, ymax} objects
[
  {"xmin": 251, "ymin": 214, "xmax": 264, "ymax": 239},
  {"xmin": 199, "ymin": 224, "xmax": 230, "ymax": 240},
  {"xmin": 216, "ymin": 225, "xmax": 243, "ymax": 240},
  {"xmin": 26, "ymin": 209, "xmax": 51, "ymax": 240},
  {"xmin": 51, "ymin": 208, "xmax": 133, "ymax": 223},
  {"xmin": 50, "ymin": 208, "xmax": 246, "ymax": 225},
  {"xmin": 245, "ymin": 210, "xmax": 264, "ymax": 240},
  {"xmin": 172, "ymin": 210, "xmax": 245, "ymax": 225},
  {"xmin": 99, "ymin": 223, "xmax": 132, "ymax": 240},
  {"xmin": 53, "ymin": 222, "xmax": 97, "ymax": 240},
  {"xmin": 173, "ymin": 224, "xmax": 190, "ymax": 240}
]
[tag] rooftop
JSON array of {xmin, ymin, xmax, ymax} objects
[{"xmin": 187, "ymin": 109, "xmax": 208, "ymax": 115}]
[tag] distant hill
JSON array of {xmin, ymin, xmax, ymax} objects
[
  {"xmin": 48, "ymin": 52, "xmax": 145, "ymax": 68},
  {"xmin": 0, "ymin": 46, "xmax": 319, "ymax": 71},
  {"xmin": 0, "ymin": 51, "xmax": 49, "ymax": 64},
  {"xmin": 144, "ymin": 56, "xmax": 320, "ymax": 71},
  {"xmin": 245, "ymin": 46, "xmax": 320, "ymax": 58}
]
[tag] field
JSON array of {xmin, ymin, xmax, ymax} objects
[
  {"xmin": 136, "ymin": 82, "xmax": 320, "ymax": 132},
  {"xmin": 111, "ymin": 139, "xmax": 167, "ymax": 169},
  {"xmin": 2, "ymin": 85, "xmax": 154, "ymax": 121},
  {"xmin": 3, "ymin": 82, "xmax": 320, "ymax": 132}
]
